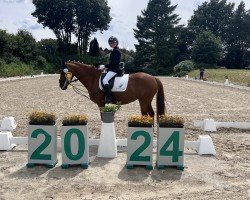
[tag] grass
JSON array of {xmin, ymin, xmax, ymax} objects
[{"xmin": 188, "ymin": 69, "xmax": 250, "ymax": 86}]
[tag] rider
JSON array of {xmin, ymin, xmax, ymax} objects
[{"xmin": 101, "ymin": 36, "xmax": 121, "ymax": 104}]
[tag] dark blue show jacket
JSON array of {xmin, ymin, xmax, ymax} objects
[{"xmin": 105, "ymin": 47, "xmax": 121, "ymax": 73}]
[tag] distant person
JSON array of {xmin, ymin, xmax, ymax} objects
[{"xmin": 199, "ymin": 67, "xmax": 205, "ymax": 80}]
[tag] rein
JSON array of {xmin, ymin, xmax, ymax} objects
[{"xmin": 62, "ymin": 65, "xmax": 103, "ymax": 100}]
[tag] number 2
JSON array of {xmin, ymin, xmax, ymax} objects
[
  {"xmin": 130, "ymin": 131, "xmax": 151, "ymax": 162},
  {"xmin": 30, "ymin": 129, "xmax": 52, "ymax": 160}
]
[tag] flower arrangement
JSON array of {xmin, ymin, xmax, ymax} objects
[
  {"xmin": 128, "ymin": 115, "xmax": 154, "ymax": 127},
  {"xmin": 100, "ymin": 103, "xmax": 121, "ymax": 113},
  {"xmin": 62, "ymin": 114, "xmax": 88, "ymax": 126},
  {"xmin": 29, "ymin": 111, "xmax": 56, "ymax": 125},
  {"xmin": 159, "ymin": 114, "xmax": 184, "ymax": 128}
]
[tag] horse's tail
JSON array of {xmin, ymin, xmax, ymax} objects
[{"xmin": 155, "ymin": 78, "xmax": 166, "ymax": 118}]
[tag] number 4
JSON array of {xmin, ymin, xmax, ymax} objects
[{"xmin": 160, "ymin": 131, "xmax": 183, "ymax": 162}]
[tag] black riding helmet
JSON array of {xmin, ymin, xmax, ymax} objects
[{"xmin": 108, "ymin": 36, "xmax": 118, "ymax": 45}]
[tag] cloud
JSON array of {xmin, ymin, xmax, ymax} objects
[
  {"xmin": 2, "ymin": 0, "xmax": 26, "ymax": 3},
  {"xmin": 16, "ymin": 18, "xmax": 42, "ymax": 30}
]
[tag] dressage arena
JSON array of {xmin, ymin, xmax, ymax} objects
[{"xmin": 0, "ymin": 76, "xmax": 249, "ymax": 200}]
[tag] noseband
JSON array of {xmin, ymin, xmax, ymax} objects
[{"xmin": 61, "ymin": 68, "xmax": 74, "ymax": 89}]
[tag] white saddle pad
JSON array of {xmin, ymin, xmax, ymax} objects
[{"xmin": 99, "ymin": 74, "xmax": 129, "ymax": 92}]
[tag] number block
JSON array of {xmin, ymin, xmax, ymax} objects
[
  {"xmin": 61, "ymin": 126, "xmax": 89, "ymax": 169},
  {"xmin": 27, "ymin": 125, "xmax": 57, "ymax": 168},
  {"xmin": 127, "ymin": 127, "xmax": 153, "ymax": 169},
  {"xmin": 157, "ymin": 128, "xmax": 184, "ymax": 169}
]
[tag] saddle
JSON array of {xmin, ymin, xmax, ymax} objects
[{"xmin": 100, "ymin": 62, "xmax": 125, "ymax": 89}]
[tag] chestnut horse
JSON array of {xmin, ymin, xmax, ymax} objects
[{"xmin": 59, "ymin": 61, "xmax": 165, "ymax": 117}]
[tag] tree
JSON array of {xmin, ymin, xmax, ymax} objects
[
  {"xmin": 33, "ymin": 0, "xmax": 111, "ymax": 56},
  {"xmin": 188, "ymin": 0, "xmax": 234, "ymax": 44},
  {"xmin": 225, "ymin": 1, "xmax": 250, "ymax": 68},
  {"xmin": 89, "ymin": 38, "xmax": 100, "ymax": 57},
  {"xmin": 38, "ymin": 39, "xmax": 59, "ymax": 56},
  {"xmin": 0, "ymin": 30, "xmax": 17, "ymax": 61},
  {"xmin": 175, "ymin": 27, "xmax": 195, "ymax": 63},
  {"xmin": 13, "ymin": 29, "xmax": 38, "ymax": 63},
  {"xmin": 74, "ymin": 0, "xmax": 111, "ymax": 56},
  {"xmin": 134, "ymin": 0, "xmax": 181, "ymax": 74},
  {"xmin": 191, "ymin": 31, "xmax": 222, "ymax": 65},
  {"xmin": 32, "ymin": 0, "xmax": 74, "ymax": 54}
]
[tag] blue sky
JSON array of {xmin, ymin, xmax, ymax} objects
[{"xmin": 0, "ymin": 0, "xmax": 249, "ymax": 50}]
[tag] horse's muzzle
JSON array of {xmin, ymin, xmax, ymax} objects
[{"xmin": 59, "ymin": 79, "xmax": 68, "ymax": 90}]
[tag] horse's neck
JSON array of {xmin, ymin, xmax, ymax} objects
[{"xmin": 73, "ymin": 65, "xmax": 101, "ymax": 92}]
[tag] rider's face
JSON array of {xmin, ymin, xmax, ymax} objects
[{"xmin": 109, "ymin": 42, "xmax": 117, "ymax": 48}]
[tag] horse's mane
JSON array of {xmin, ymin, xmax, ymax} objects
[
  {"xmin": 67, "ymin": 60, "xmax": 103, "ymax": 72},
  {"xmin": 67, "ymin": 61, "xmax": 95, "ymax": 69}
]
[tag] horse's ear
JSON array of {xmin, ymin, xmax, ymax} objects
[{"xmin": 61, "ymin": 59, "xmax": 67, "ymax": 69}]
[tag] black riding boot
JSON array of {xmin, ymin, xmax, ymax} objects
[{"xmin": 103, "ymin": 84, "xmax": 113, "ymax": 104}]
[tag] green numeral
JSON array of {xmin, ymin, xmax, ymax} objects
[
  {"xmin": 160, "ymin": 131, "xmax": 183, "ymax": 162},
  {"xmin": 130, "ymin": 131, "xmax": 151, "ymax": 162},
  {"xmin": 64, "ymin": 129, "xmax": 85, "ymax": 161},
  {"xmin": 30, "ymin": 129, "xmax": 52, "ymax": 160}
]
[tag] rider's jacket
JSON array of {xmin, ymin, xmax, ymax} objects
[{"xmin": 105, "ymin": 47, "xmax": 121, "ymax": 73}]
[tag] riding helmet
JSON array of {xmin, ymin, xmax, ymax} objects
[{"xmin": 108, "ymin": 36, "xmax": 118, "ymax": 45}]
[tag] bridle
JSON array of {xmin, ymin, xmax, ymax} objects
[{"xmin": 60, "ymin": 68, "xmax": 102, "ymax": 99}]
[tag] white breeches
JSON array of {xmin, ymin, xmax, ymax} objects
[{"xmin": 102, "ymin": 71, "xmax": 117, "ymax": 85}]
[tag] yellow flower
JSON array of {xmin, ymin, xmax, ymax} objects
[{"xmin": 128, "ymin": 115, "xmax": 154, "ymax": 127}]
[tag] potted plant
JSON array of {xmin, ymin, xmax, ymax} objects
[
  {"xmin": 27, "ymin": 111, "xmax": 57, "ymax": 168},
  {"xmin": 126, "ymin": 115, "xmax": 154, "ymax": 170},
  {"xmin": 100, "ymin": 103, "xmax": 121, "ymax": 123},
  {"xmin": 61, "ymin": 114, "xmax": 89, "ymax": 169},
  {"xmin": 157, "ymin": 114, "xmax": 185, "ymax": 170}
]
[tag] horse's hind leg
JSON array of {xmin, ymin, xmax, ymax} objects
[
  {"xmin": 139, "ymin": 100, "xmax": 149, "ymax": 116},
  {"xmin": 139, "ymin": 99, "xmax": 154, "ymax": 117},
  {"xmin": 147, "ymin": 103, "xmax": 154, "ymax": 117}
]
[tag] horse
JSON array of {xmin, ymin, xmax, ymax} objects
[{"xmin": 59, "ymin": 61, "xmax": 165, "ymax": 118}]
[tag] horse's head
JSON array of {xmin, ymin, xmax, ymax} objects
[{"xmin": 59, "ymin": 60, "xmax": 74, "ymax": 90}]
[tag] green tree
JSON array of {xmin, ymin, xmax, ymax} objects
[
  {"xmin": 32, "ymin": 0, "xmax": 74, "ymax": 53},
  {"xmin": 188, "ymin": 0, "xmax": 234, "ymax": 44},
  {"xmin": 13, "ymin": 29, "xmax": 38, "ymax": 63},
  {"xmin": 175, "ymin": 27, "xmax": 195, "ymax": 62},
  {"xmin": 33, "ymin": 0, "xmax": 111, "ymax": 56},
  {"xmin": 134, "ymin": 0, "xmax": 181, "ymax": 74},
  {"xmin": 89, "ymin": 37, "xmax": 100, "ymax": 57},
  {"xmin": 74, "ymin": 0, "xmax": 111, "ymax": 56},
  {"xmin": 0, "ymin": 30, "xmax": 17, "ymax": 61},
  {"xmin": 191, "ymin": 31, "xmax": 222, "ymax": 65},
  {"xmin": 226, "ymin": 1, "xmax": 250, "ymax": 68},
  {"xmin": 38, "ymin": 39, "xmax": 59, "ymax": 56}
]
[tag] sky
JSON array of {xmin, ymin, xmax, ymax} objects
[{"xmin": 0, "ymin": 0, "xmax": 249, "ymax": 50}]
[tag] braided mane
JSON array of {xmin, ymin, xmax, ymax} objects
[{"xmin": 67, "ymin": 61, "xmax": 95, "ymax": 68}]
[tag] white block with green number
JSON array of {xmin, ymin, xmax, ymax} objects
[
  {"xmin": 127, "ymin": 127, "xmax": 153, "ymax": 169},
  {"xmin": 157, "ymin": 128, "xmax": 184, "ymax": 169},
  {"xmin": 27, "ymin": 125, "xmax": 57, "ymax": 168},
  {"xmin": 61, "ymin": 125, "xmax": 89, "ymax": 168}
]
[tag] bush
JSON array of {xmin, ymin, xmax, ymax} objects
[
  {"xmin": 128, "ymin": 115, "xmax": 154, "ymax": 127},
  {"xmin": 62, "ymin": 114, "xmax": 88, "ymax": 126},
  {"xmin": 159, "ymin": 114, "xmax": 184, "ymax": 128},
  {"xmin": 29, "ymin": 111, "xmax": 56, "ymax": 125},
  {"xmin": 0, "ymin": 62, "xmax": 34, "ymax": 77},
  {"xmin": 173, "ymin": 60, "xmax": 194, "ymax": 77}
]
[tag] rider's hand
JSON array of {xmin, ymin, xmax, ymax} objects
[{"xmin": 99, "ymin": 65, "xmax": 105, "ymax": 70}]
